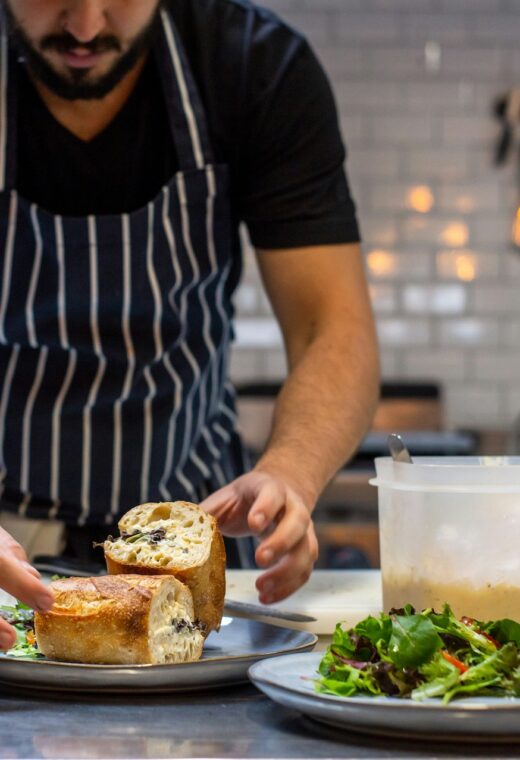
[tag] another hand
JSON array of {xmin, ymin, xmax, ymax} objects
[
  {"xmin": 200, "ymin": 471, "xmax": 319, "ymax": 604},
  {"xmin": 0, "ymin": 527, "xmax": 54, "ymax": 650}
]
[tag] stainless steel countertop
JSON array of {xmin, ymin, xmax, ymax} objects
[{"xmin": 3, "ymin": 683, "xmax": 520, "ymax": 759}]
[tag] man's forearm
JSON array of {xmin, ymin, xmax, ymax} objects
[{"xmin": 255, "ymin": 319, "xmax": 380, "ymax": 508}]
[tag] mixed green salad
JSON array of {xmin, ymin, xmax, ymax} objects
[
  {"xmin": 0, "ymin": 600, "xmax": 41, "ymax": 659},
  {"xmin": 317, "ymin": 604, "xmax": 520, "ymax": 703}
]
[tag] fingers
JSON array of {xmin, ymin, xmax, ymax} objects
[
  {"xmin": 254, "ymin": 490, "xmax": 310, "ymax": 568},
  {"xmin": 201, "ymin": 474, "xmax": 314, "ymax": 561},
  {"xmin": 248, "ymin": 481, "xmax": 315, "ymax": 601},
  {"xmin": 0, "ymin": 618, "xmax": 16, "ymax": 651},
  {"xmin": 19, "ymin": 561, "xmax": 42, "ymax": 580},
  {"xmin": 8, "ymin": 543, "xmax": 27, "ymax": 563},
  {"xmin": 256, "ymin": 523, "xmax": 319, "ymax": 605},
  {"xmin": 200, "ymin": 481, "xmax": 253, "ymax": 537},
  {"xmin": 0, "ymin": 554, "xmax": 53, "ymax": 611},
  {"xmin": 247, "ymin": 480, "xmax": 286, "ymax": 536},
  {"xmin": 199, "ymin": 485, "xmax": 234, "ymax": 517},
  {"xmin": 0, "ymin": 529, "xmax": 53, "ymax": 612}
]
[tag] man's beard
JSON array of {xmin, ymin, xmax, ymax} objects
[{"xmin": 2, "ymin": 3, "xmax": 162, "ymax": 100}]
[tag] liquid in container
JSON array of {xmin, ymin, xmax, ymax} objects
[{"xmin": 371, "ymin": 456, "xmax": 520, "ymax": 619}]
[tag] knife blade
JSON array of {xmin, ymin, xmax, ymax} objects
[{"xmin": 224, "ymin": 598, "xmax": 316, "ymax": 623}]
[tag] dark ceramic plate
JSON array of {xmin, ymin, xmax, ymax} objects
[{"xmin": 0, "ymin": 617, "xmax": 317, "ymax": 694}]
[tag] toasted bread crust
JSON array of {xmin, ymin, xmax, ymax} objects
[
  {"xmin": 34, "ymin": 575, "xmax": 202, "ymax": 665},
  {"xmin": 104, "ymin": 502, "xmax": 226, "ymax": 636}
]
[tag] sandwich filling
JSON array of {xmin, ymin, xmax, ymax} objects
[
  {"xmin": 149, "ymin": 580, "xmax": 205, "ymax": 664},
  {"xmin": 106, "ymin": 503, "xmax": 213, "ymax": 570}
]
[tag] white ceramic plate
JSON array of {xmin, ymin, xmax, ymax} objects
[
  {"xmin": 0, "ymin": 618, "xmax": 317, "ymax": 694},
  {"xmin": 249, "ymin": 652, "xmax": 520, "ymax": 741}
]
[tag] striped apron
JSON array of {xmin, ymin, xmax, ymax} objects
[{"xmin": 0, "ymin": 9, "xmax": 246, "ymax": 529}]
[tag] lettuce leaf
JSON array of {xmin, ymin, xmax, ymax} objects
[
  {"xmin": 486, "ymin": 619, "xmax": 520, "ymax": 648},
  {"xmin": 388, "ymin": 614, "xmax": 443, "ymax": 668},
  {"xmin": 427, "ymin": 604, "xmax": 497, "ymax": 654},
  {"xmin": 0, "ymin": 602, "xmax": 42, "ymax": 660}
]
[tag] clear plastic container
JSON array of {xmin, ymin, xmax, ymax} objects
[{"xmin": 370, "ymin": 457, "xmax": 520, "ymax": 619}]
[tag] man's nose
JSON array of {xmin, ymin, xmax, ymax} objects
[{"xmin": 63, "ymin": 1, "xmax": 107, "ymax": 43}]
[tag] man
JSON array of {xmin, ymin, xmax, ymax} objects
[{"xmin": 0, "ymin": 0, "xmax": 379, "ymax": 650}]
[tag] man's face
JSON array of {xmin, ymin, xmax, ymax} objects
[{"xmin": 3, "ymin": 0, "xmax": 162, "ymax": 99}]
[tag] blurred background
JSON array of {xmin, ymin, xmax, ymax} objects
[{"xmin": 230, "ymin": 0, "xmax": 520, "ymax": 569}]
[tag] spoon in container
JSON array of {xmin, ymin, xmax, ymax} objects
[{"xmin": 387, "ymin": 433, "xmax": 413, "ymax": 464}]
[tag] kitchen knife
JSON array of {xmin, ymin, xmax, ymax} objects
[{"xmin": 223, "ymin": 599, "xmax": 316, "ymax": 623}]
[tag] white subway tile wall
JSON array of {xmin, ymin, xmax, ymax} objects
[
  {"xmin": 403, "ymin": 349, "xmax": 467, "ymax": 382},
  {"xmin": 234, "ymin": 318, "xmax": 283, "ymax": 349},
  {"xmin": 437, "ymin": 318, "xmax": 500, "ymax": 346},
  {"xmin": 370, "ymin": 284, "xmax": 397, "ymax": 314},
  {"xmin": 402, "ymin": 284, "xmax": 467, "ymax": 314},
  {"xmin": 231, "ymin": 0, "xmax": 520, "ymax": 430}
]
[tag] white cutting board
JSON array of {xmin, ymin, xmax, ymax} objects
[{"xmin": 226, "ymin": 569, "xmax": 382, "ymax": 635}]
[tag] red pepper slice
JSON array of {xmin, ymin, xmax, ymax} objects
[
  {"xmin": 442, "ymin": 650, "xmax": 469, "ymax": 673},
  {"xmin": 460, "ymin": 616, "xmax": 501, "ymax": 648},
  {"xmin": 480, "ymin": 631, "xmax": 501, "ymax": 648}
]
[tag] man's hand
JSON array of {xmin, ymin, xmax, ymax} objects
[
  {"xmin": 0, "ymin": 527, "xmax": 54, "ymax": 650},
  {"xmin": 200, "ymin": 471, "xmax": 319, "ymax": 604}
]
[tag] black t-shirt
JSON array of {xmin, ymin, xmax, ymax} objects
[{"xmin": 16, "ymin": 0, "xmax": 360, "ymax": 249}]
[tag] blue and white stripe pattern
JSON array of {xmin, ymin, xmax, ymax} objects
[{"xmin": 0, "ymin": 10, "xmax": 244, "ymax": 526}]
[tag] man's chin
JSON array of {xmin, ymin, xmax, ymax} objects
[
  {"xmin": 27, "ymin": 46, "xmax": 146, "ymax": 100},
  {"xmin": 28, "ymin": 65, "xmax": 126, "ymax": 101},
  {"xmin": 48, "ymin": 63, "xmax": 119, "ymax": 93},
  {"xmin": 6, "ymin": 3, "xmax": 162, "ymax": 101}
]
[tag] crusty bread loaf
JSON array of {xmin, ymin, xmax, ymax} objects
[
  {"xmin": 34, "ymin": 575, "xmax": 204, "ymax": 665},
  {"xmin": 103, "ymin": 502, "xmax": 225, "ymax": 636}
]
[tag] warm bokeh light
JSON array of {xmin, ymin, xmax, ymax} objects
[
  {"xmin": 454, "ymin": 254, "xmax": 476, "ymax": 282},
  {"xmin": 513, "ymin": 206, "xmax": 520, "ymax": 248},
  {"xmin": 441, "ymin": 222, "xmax": 469, "ymax": 248},
  {"xmin": 437, "ymin": 250, "xmax": 477, "ymax": 282},
  {"xmin": 407, "ymin": 185, "xmax": 435, "ymax": 214},
  {"xmin": 367, "ymin": 249, "xmax": 396, "ymax": 278}
]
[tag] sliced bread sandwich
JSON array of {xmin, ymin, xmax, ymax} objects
[
  {"xmin": 34, "ymin": 574, "xmax": 205, "ymax": 665},
  {"xmin": 103, "ymin": 501, "xmax": 225, "ymax": 636}
]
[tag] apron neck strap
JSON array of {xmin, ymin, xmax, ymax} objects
[
  {"xmin": 156, "ymin": 8, "xmax": 214, "ymax": 172},
  {"xmin": 0, "ymin": 26, "xmax": 17, "ymax": 193}
]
